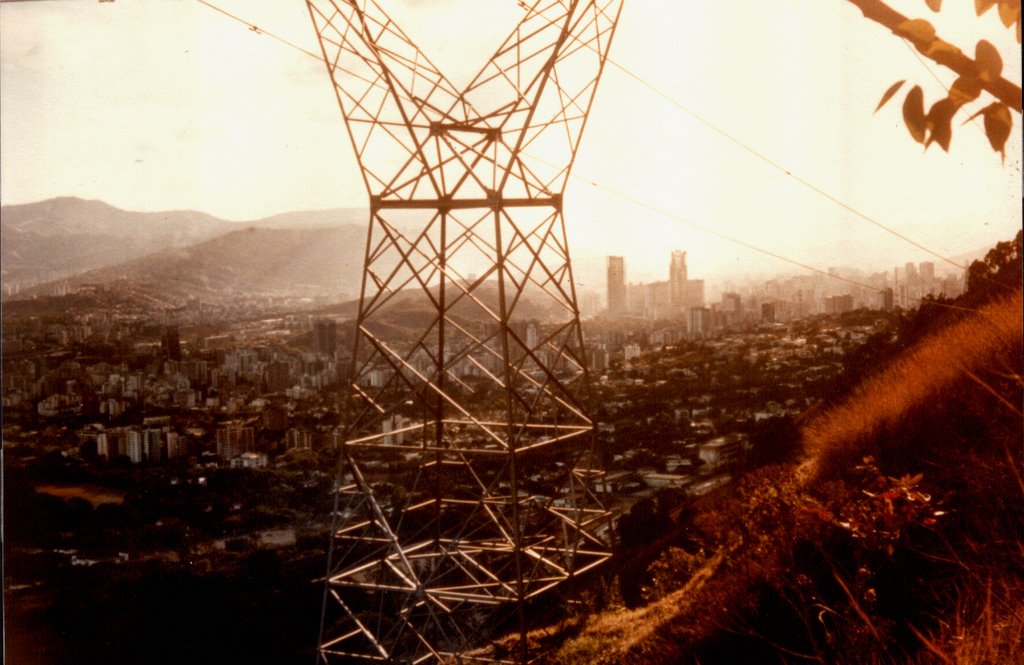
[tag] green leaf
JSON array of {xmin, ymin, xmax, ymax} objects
[
  {"xmin": 925, "ymin": 0, "xmax": 942, "ymax": 11},
  {"xmin": 897, "ymin": 18, "xmax": 937, "ymax": 43},
  {"xmin": 925, "ymin": 98, "xmax": 956, "ymax": 151},
  {"xmin": 875, "ymin": 80, "xmax": 906, "ymax": 112},
  {"xmin": 976, "ymin": 0, "xmax": 997, "ymax": 16},
  {"xmin": 982, "ymin": 102, "xmax": 1013, "ymax": 158},
  {"xmin": 903, "ymin": 85, "xmax": 927, "ymax": 143},
  {"xmin": 949, "ymin": 76, "xmax": 982, "ymax": 106},
  {"xmin": 975, "ymin": 39, "xmax": 1002, "ymax": 81}
]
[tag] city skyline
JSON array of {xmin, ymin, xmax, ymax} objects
[
  {"xmin": 1, "ymin": 0, "xmax": 1020, "ymax": 282},
  {"xmin": 602, "ymin": 246, "xmax": 960, "ymax": 315}
]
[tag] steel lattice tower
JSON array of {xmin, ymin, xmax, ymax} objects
[{"xmin": 306, "ymin": 1, "xmax": 624, "ymax": 661}]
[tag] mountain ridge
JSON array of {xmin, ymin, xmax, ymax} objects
[
  {"xmin": 13, "ymin": 225, "xmax": 369, "ymax": 305},
  {"xmin": 0, "ymin": 197, "xmax": 369, "ymax": 293}
]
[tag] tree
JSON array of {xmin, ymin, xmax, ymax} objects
[
  {"xmin": 850, "ymin": 0, "xmax": 1021, "ymax": 158},
  {"xmin": 964, "ymin": 228, "xmax": 1023, "ymax": 301}
]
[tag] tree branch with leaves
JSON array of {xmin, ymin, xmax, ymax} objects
[{"xmin": 849, "ymin": 0, "xmax": 1021, "ymax": 158}]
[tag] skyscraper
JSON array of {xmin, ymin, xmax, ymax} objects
[
  {"xmin": 161, "ymin": 326, "xmax": 182, "ymax": 361},
  {"xmin": 669, "ymin": 250, "xmax": 688, "ymax": 308},
  {"xmin": 919, "ymin": 261, "xmax": 935, "ymax": 295},
  {"xmin": 313, "ymin": 319, "xmax": 337, "ymax": 357},
  {"xmin": 216, "ymin": 425, "xmax": 255, "ymax": 459},
  {"xmin": 685, "ymin": 278, "xmax": 706, "ymax": 308},
  {"xmin": 607, "ymin": 256, "xmax": 627, "ymax": 315}
]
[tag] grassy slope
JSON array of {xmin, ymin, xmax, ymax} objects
[{"xmin": 554, "ymin": 291, "xmax": 1023, "ymax": 664}]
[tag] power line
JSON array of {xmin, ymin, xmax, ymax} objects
[
  {"xmin": 196, "ymin": 0, "xmax": 993, "ymax": 317},
  {"xmin": 570, "ymin": 169, "xmax": 888, "ymax": 294},
  {"xmin": 195, "ymin": 0, "xmax": 388, "ymax": 92},
  {"xmin": 568, "ymin": 164, "xmax": 1003, "ymax": 321},
  {"xmin": 196, "ymin": 0, "xmax": 983, "ymax": 278},
  {"xmin": 196, "ymin": 0, "xmax": 321, "ymax": 61},
  {"xmin": 603, "ymin": 57, "xmax": 985, "ymax": 278},
  {"xmin": 532, "ymin": 152, "xmax": 993, "ymax": 319}
]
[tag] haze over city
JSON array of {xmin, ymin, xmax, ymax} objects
[{"xmin": 1, "ymin": 0, "xmax": 1020, "ymax": 283}]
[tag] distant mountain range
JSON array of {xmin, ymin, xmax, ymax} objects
[
  {"xmin": 1, "ymin": 197, "xmax": 368, "ymax": 301},
  {"xmin": 33, "ymin": 225, "xmax": 369, "ymax": 303},
  {"xmin": 1, "ymin": 197, "xmax": 609, "ymax": 309}
]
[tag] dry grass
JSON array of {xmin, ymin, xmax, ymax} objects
[
  {"xmin": 552, "ymin": 290, "xmax": 1024, "ymax": 665},
  {"xmin": 804, "ymin": 290, "xmax": 1022, "ymax": 480},
  {"xmin": 909, "ymin": 572, "xmax": 1024, "ymax": 665},
  {"xmin": 553, "ymin": 546, "xmax": 734, "ymax": 664}
]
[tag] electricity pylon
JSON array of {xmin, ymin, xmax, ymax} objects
[{"xmin": 306, "ymin": 1, "xmax": 624, "ymax": 661}]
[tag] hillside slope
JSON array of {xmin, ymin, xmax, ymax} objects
[
  {"xmin": 1, "ymin": 197, "xmax": 234, "ymax": 289},
  {"xmin": 0, "ymin": 197, "xmax": 371, "ymax": 295},
  {"xmin": 553, "ymin": 290, "xmax": 1023, "ymax": 664},
  {"xmin": 16, "ymin": 225, "xmax": 368, "ymax": 304}
]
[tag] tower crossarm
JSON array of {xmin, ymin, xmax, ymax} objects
[
  {"xmin": 306, "ymin": 0, "xmax": 624, "ymax": 203},
  {"xmin": 456, "ymin": 0, "xmax": 625, "ymax": 198},
  {"xmin": 306, "ymin": 0, "xmax": 469, "ymax": 200}
]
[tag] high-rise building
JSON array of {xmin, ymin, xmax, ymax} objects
[
  {"xmin": 904, "ymin": 262, "xmax": 919, "ymax": 288},
  {"xmin": 286, "ymin": 428, "xmax": 314, "ymax": 450},
  {"xmin": 313, "ymin": 319, "xmax": 338, "ymax": 356},
  {"xmin": 216, "ymin": 425, "xmax": 255, "ymax": 459},
  {"xmin": 645, "ymin": 280, "xmax": 671, "ymax": 318},
  {"xmin": 627, "ymin": 282, "xmax": 647, "ymax": 317},
  {"xmin": 161, "ymin": 326, "xmax": 182, "ymax": 361},
  {"xmin": 919, "ymin": 261, "xmax": 936, "ymax": 295},
  {"xmin": 143, "ymin": 428, "xmax": 163, "ymax": 462},
  {"xmin": 688, "ymin": 307, "xmax": 712, "ymax": 339},
  {"xmin": 824, "ymin": 294, "xmax": 854, "ymax": 314},
  {"xmin": 607, "ymin": 256, "xmax": 627, "ymax": 315},
  {"xmin": 126, "ymin": 430, "xmax": 143, "ymax": 464},
  {"xmin": 720, "ymin": 292, "xmax": 743, "ymax": 328},
  {"xmin": 166, "ymin": 432, "xmax": 183, "ymax": 460},
  {"xmin": 685, "ymin": 278, "xmax": 705, "ymax": 308},
  {"xmin": 264, "ymin": 361, "xmax": 292, "ymax": 394},
  {"xmin": 97, "ymin": 431, "xmax": 115, "ymax": 459},
  {"xmin": 669, "ymin": 250, "xmax": 688, "ymax": 309}
]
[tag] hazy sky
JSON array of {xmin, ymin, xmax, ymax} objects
[{"xmin": 1, "ymin": 0, "xmax": 1020, "ymax": 282}]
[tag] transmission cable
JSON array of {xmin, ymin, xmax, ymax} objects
[
  {"xmin": 196, "ymin": 0, "xmax": 995, "ymax": 317},
  {"xmin": 602, "ymin": 57, "xmax": 1004, "ymax": 282},
  {"xmin": 196, "ymin": 0, "xmax": 321, "ymax": 60},
  {"xmin": 196, "ymin": 0, "xmax": 996, "ymax": 281}
]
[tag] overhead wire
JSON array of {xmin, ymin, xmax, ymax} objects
[
  {"xmin": 602, "ymin": 57, "xmax": 999, "ymax": 281},
  {"xmin": 530, "ymin": 4, "xmax": 1015, "ymax": 296},
  {"xmin": 195, "ymin": 0, "xmax": 1002, "ymax": 318},
  {"xmin": 196, "ymin": 0, "xmax": 322, "ymax": 61},
  {"xmin": 195, "ymin": 0, "xmax": 390, "ymax": 92},
  {"xmin": 569, "ymin": 168, "xmax": 888, "ymax": 294}
]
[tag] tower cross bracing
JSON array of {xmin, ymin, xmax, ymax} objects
[{"xmin": 306, "ymin": 1, "xmax": 624, "ymax": 661}]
